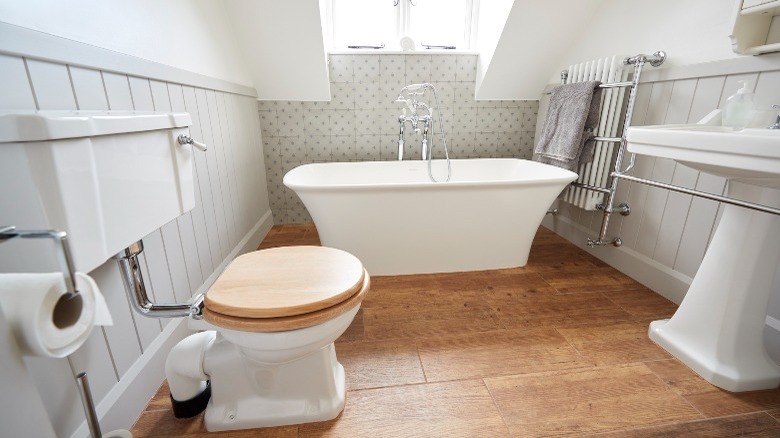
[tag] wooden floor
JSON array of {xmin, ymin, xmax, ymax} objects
[{"xmin": 131, "ymin": 224, "xmax": 780, "ymax": 437}]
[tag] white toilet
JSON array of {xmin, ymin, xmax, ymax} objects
[{"xmin": 165, "ymin": 245, "xmax": 369, "ymax": 432}]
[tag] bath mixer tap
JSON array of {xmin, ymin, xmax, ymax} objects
[{"xmin": 393, "ymin": 83, "xmax": 452, "ymax": 182}]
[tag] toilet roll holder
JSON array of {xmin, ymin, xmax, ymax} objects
[{"xmin": 0, "ymin": 225, "xmax": 80, "ymax": 299}]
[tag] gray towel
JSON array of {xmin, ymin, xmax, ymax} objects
[{"xmin": 535, "ymin": 80, "xmax": 603, "ymax": 172}]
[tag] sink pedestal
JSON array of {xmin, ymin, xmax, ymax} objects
[{"xmin": 649, "ymin": 182, "xmax": 780, "ymax": 392}]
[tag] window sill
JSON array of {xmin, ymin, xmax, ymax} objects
[{"xmin": 328, "ymin": 49, "xmax": 479, "ymax": 55}]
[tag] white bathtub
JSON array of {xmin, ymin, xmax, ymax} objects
[{"xmin": 283, "ymin": 159, "xmax": 577, "ymax": 275}]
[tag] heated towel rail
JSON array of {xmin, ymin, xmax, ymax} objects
[
  {"xmin": 559, "ymin": 51, "xmax": 780, "ymax": 248},
  {"xmin": 557, "ymin": 51, "xmax": 666, "ymax": 247}
]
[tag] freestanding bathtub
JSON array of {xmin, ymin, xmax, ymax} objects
[{"xmin": 284, "ymin": 158, "xmax": 577, "ymax": 275}]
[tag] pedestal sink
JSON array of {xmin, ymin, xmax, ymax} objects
[{"xmin": 626, "ymin": 110, "xmax": 780, "ymax": 391}]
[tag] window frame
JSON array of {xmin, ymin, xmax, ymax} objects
[{"xmin": 325, "ymin": 0, "xmax": 479, "ymax": 52}]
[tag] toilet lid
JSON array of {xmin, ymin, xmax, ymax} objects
[{"xmin": 204, "ymin": 246, "xmax": 366, "ymax": 319}]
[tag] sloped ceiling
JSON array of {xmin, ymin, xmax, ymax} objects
[
  {"xmin": 224, "ymin": 0, "xmax": 330, "ymax": 101},
  {"xmin": 475, "ymin": 0, "xmax": 608, "ymax": 100},
  {"xmin": 223, "ymin": 0, "xmax": 609, "ymax": 101}
]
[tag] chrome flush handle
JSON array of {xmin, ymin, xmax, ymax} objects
[
  {"xmin": 177, "ymin": 134, "xmax": 208, "ymax": 152},
  {"xmin": 770, "ymin": 105, "xmax": 780, "ymax": 130}
]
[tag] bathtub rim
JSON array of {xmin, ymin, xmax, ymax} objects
[{"xmin": 283, "ymin": 158, "xmax": 578, "ymax": 192}]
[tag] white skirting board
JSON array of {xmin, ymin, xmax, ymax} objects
[
  {"xmin": 69, "ymin": 210, "xmax": 274, "ymax": 438},
  {"xmin": 541, "ymin": 213, "xmax": 780, "ymax": 362}
]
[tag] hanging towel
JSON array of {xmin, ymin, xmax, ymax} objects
[{"xmin": 534, "ymin": 80, "xmax": 603, "ymax": 172}]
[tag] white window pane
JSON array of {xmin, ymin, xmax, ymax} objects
[
  {"xmin": 408, "ymin": 0, "xmax": 470, "ymax": 48},
  {"xmin": 332, "ymin": 0, "xmax": 396, "ymax": 48}
]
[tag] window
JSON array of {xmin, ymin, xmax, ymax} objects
[{"xmin": 329, "ymin": 0, "xmax": 476, "ymax": 50}]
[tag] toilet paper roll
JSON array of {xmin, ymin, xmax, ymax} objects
[{"xmin": 0, "ymin": 272, "xmax": 112, "ymax": 358}]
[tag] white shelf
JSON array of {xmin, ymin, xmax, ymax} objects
[{"xmin": 731, "ymin": 0, "xmax": 780, "ymax": 55}]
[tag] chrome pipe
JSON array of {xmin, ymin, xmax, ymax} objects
[
  {"xmin": 115, "ymin": 240, "xmax": 200, "ymax": 319},
  {"xmin": 613, "ymin": 173, "xmax": 780, "ymax": 217},
  {"xmin": 598, "ymin": 81, "xmax": 634, "ymax": 89},
  {"xmin": 592, "ymin": 136, "xmax": 622, "ymax": 143},
  {"xmin": 570, "ymin": 181, "xmax": 612, "ymax": 195},
  {"xmin": 75, "ymin": 372, "xmax": 103, "ymax": 438}
]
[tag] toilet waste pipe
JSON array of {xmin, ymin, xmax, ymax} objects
[{"xmin": 165, "ymin": 331, "xmax": 215, "ymax": 418}]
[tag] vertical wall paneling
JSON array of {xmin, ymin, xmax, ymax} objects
[
  {"xmin": 0, "ymin": 54, "xmax": 36, "ymax": 109},
  {"xmin": 159, "ymin": 222, "xmax": 191, "ymax": 303},
  {"xmin": 149, "ymin": 80, "xmax": 172, "ymax": 111},
  {"xmin": 650, "ymin": 79, "xmax": 698, "ymax": 265},
  {"xmin": 25, "ymin": 59, "xmax": 77, "ymax": 110},
  {"xmin": 216, "ymin": 92, "xmax": 240, "ymax": 247},
  {"xmin": 0, "ymin": 38, "xmax": 268, "ymax": 435},
  {"xmin": 206, "ymin": 90, "xmax": 236, "ymax": 252},
  {"xmin": 686, "ymin": 76, "xmax": 726, "ymax": 122},
  {"xmin": 195, "ymin": 88, "xmax": 229, "ymax": 263},
  {"xmin": 673, "ymin": 172, "xmax": 727, "ymax": 277},
  {"xmin": 101, "ymin": 72, "xmax": 134, "ymax": 110},
  {"xmin": 89, "ymin": 261, "xmax": 143, "ymax": 376},
  {"xmin": 168, "ymin": 84, "xmax": 206, "ymax": 291},
  {"xmin": 182, "ymin": 86, "xmax": 218, "ymax": 277},
  {"xmin": 632, "ymin": 81, "xmax": 676, "ymax": 257},
  {"xmin": 754, "ymin": 69, "xmax": 780, "ymax": 110},
  {"xmin": 128, "ymin": 76, "xmax": 154, "ymax": 111},
  {"xmin": 68, "ymin": 66, "xmax": 109, "ymax": 110}
]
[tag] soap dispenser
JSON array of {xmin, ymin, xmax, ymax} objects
[{"xmin": 723, "ymin": 80, "xmax": 754, "ymax": 129}]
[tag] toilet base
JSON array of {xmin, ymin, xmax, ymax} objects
[{"xmin": 202, "ymin": 334, "xmax": 346, "ymax": 431}]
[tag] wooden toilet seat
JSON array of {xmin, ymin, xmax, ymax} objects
[{"xmin": 203, "ymin": 246, "xmax": 369, "ymax": 332}]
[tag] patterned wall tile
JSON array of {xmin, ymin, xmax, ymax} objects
[
  {"xmin": 355, "ymin": 134, "xmax": 381, "ymax": 160},
  {"xmin": 380, "ymin": 80, "xmax": 408, "ymax": 109},
  {"xmin": 329, "ymin": 82, "xmax": 355, "ymax": 109},
  {"xmin": 280, "ymin": 135, "xmax": 307, "ymax": 162},
  {"xmin": 475, "ymin": 132, "xmax": 499, "ymax": 157},
  {"xmin": 355, "ymin": 81, "xmax": 381, "ymax": 109},
  {"xmin": 306, "ymin": 135, "xmax": 332, "ymax": 161},
  {"xmin": 453, "ymin": 82, "xmax": 476, "ymax": 107},
  {"xmin": 379, "ymin": 134, "xmax": 399, "ymax": 160},
  {"xmin": 405, "ymin": 55, "xmax": 431, "ymax": 84},
  {"xmin": 304, "ymin": 109, "xmax": 330, "ymax": 136},
  {"xmin": 331, "ymin": 134, "xmax": 356, "ymax": 161},
  {"xmin": 329, "ymin": 54, "xmax": 354, "ymax": 83},
  {"xmin": 355, "ymin": 109, "xmax": 382, "ymax": 135},
  {"xmin": 276, "ymin": 102, "xmax": 305, "ymax": 136},
  {"xmin": 379, "ymin": 55, "xmax": 406, "ymax": 83},
  {"xmin": 431, "ymin": 56, "xmax": 457, "ymax": 82},
  {"xmin": 453, "ymin": 106, "xmax": 478, "ymax": 133},
  {"xmin": 477, "ymin": 107, "xmax": 503, "ymax": 132},
  {"xmin": 456, "ymin": 55, "xmax": 478, "ymax": 82},
  {"xmin": 429, "ymin": 81, "xmax": 455, "ymax": 108},
  {"xmin": 354, "ymin": 55, "xmax": 380, "ymax": 82},
  {"xmin": 258, "ymin": 110, "xmax": 278, "ymax": 137},
  {"xmin": 331, "ymin": 109, "xmax": 355, "ymax": 136}
]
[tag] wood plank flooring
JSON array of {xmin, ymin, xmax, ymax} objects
[{"xmin": 131, "ymin": 224, "xmax": 780, "ymax": 437}]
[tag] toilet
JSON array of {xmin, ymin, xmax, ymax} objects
[{"xmin": 165, "ymin": 245, "xmax": 370, "ymax": 432}]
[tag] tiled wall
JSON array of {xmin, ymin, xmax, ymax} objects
[{"xmin": 259, "ymin": 54, "xmax": 540, "ymax": 224}]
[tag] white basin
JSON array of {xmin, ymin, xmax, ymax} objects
[
  {"xmin": 627, "ymin": 123, "xmax": 780, "ymax": 188},
  {"xmin": 625, "ymin": 110, "xmax": 780, "ymax": 392}
]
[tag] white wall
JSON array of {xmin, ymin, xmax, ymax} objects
[
  {"xmin": 225, "ymin": 0, "xmax": 331, "ymax": 101},
  {"xmin": 0, "ymin": 0, "xmax": 253, "ymax": 87},
  {"xmin": 556, "ymin": 0, "xmax": 739, "ymax": 79},
  {"xmin": 475, "ymin": 0, "xmax": 607, "ymax": 100}
]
